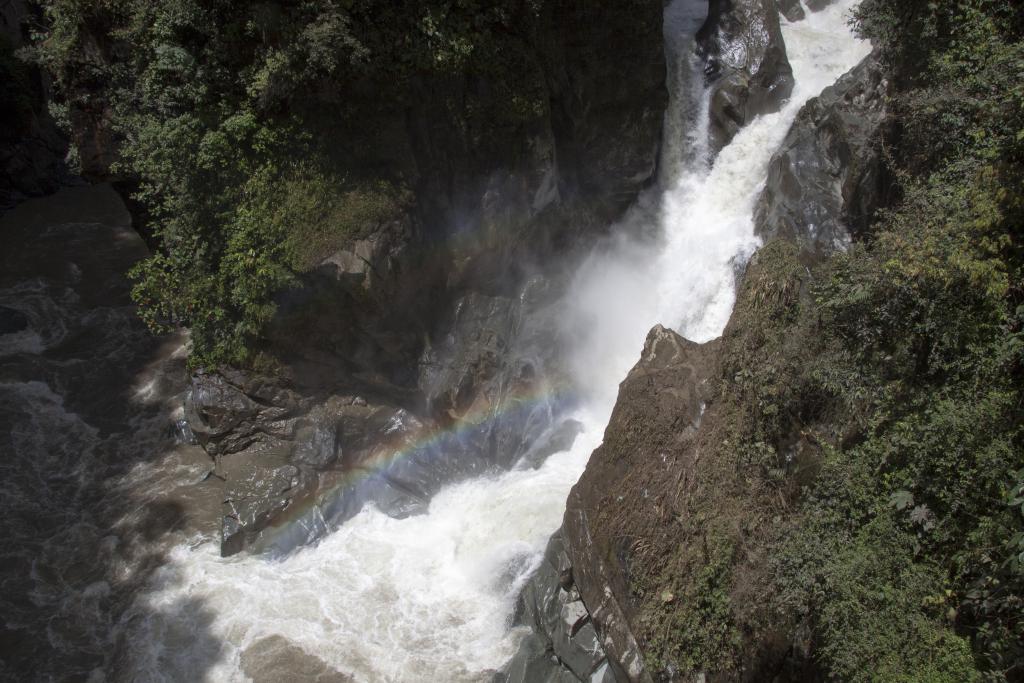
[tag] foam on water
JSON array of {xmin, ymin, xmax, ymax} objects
[
  {"xmin": 655, "ymin": 0, "xmax": 875, "ymax": 342},
  {"xmin": 119, "ymin": 3, "xmax": 869, "ymax": 680}
]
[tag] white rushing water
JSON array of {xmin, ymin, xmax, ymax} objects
[{"xmin": 121, "ymin": 3, "xmax": 869, "ymax": 680}]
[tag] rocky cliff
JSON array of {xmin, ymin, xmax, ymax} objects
[
  {"xmin": 167, "ymin": 0, "xmax": 670, "ymax": 556},
  {"xmin": 502, "ymin": 23, "xmax": 894, "ymax": 682},
  {"xmin": 754, "ymin": 51, "xmax": 891, "ymax": 258}
]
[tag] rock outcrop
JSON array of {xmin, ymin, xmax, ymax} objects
[
  {"xmin": 501, "ymin": 327, "xmax": 722, "ymax": 683},
  {"xmin": 185, "ymin": 370, "xmax": 460, "ymax": 554},
  {"xmin": 778, "ymin": 0, "xmax": 841, "ymax": 24},
  {"xmin": 698, "ymin": 0, "xmax": 794, "ymax": 152},
  {"xmin": 566, "ymin": 327, "xmax": 719, "ymax": 682},
  {"xmin": 536, "ymin": 1, "xmax": 667, "ymax": 207},
  {"xmin": 777, "ymin": 0, "xmax": 805, "ymax": 22},
  {"xmin": 755, "ymin": 51, "xmax": 892, "ymax": 258},
  {"xmin": 240, "ymin": 635, "xmax": 353, "ymax": 683}
]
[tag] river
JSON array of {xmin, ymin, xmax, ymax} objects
[{"xmin": 0, "ymin": 2, "xmax": 868, "ymax": 681}]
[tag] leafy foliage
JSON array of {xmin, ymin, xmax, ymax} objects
[
  {"xmin": 27, "ymin": 0, "xmax": 549, "ymax": 366},
  {"xmin": 651, "ymin": 2, "xmax": 1024, "ymax": 679},
  {"xmin": 757, "ymin": 2, "xmax": 1024, "ymax": 679}
]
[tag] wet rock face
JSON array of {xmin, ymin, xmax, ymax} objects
[
  {"xmin": 240, "ymin": 635, "xmax": 352, "ymax": 683},
  {"xmin": 417, "ymin": 277, "xmax": 570, "ymax": 466},
  {"xmin": 185, "ymin": 374, "xmax": 406, "ymax": 554},
  {"xmin": 497, "ymin": 531, "xmax": 620, "ymax": 683},
  {"xmin": 185, "ymin": 370, "xmax": 310, "ymax": 458},
  {"xmin": 777, "ymin": 0, "xmax": 805, "ymax": 22},
  {"xmin": 755, "ymin": 52, "xmax": 892, "ymax": 259},
  {"xmin": 698, "ymin": 0, "xmax": 794, "ymax": 152},
  {"xmin": 419, "ymin": 292, "xmax": 518, "ymax": 422},
  {"xmin": 187, "ymin": 347, "xmax": 571, "ymax": 555}
]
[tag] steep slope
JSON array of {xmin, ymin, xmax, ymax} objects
[
  {"xmin": 25, "ymin": 0, "xmax": 670, "ymax": 555},
  {"xmin": 513, "ymin": 0, "xmax": 1024, "ymax": 680}
]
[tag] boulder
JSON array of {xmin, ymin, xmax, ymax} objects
[
  {"xmin": 520, "ymin": 419, "xmax": 585, "ymax": 469},
  {"xmin": 495, "ymin": 634, "xmax": 562, "ymax": 683},
  {"xmin": 554, "ymin": 617, "xmax": 604, "ymax": 680},
  {"xmin": 754, "ymin": 52, "xmax": 892, "ymax": 259},
  {"xmin": 221, "ymin": 460, "xmax": 317, "ymax": 557},
  {"xmin": 185, "ymin": 370, "xmax": 308, "ymax": 458},
  {"xmin": 240, "ymin": 635, "xmax": 352, "ymax": 683},
  {"xmin": 698, "ymin": 0, "xmax": 795, "ymax": 152},
  {"xmin": 186, "ymin": 370, "xmax": 440, "ymax": 554}
]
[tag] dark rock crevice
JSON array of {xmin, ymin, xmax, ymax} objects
[{"xmin": 0, "ymin": 0, "xmax": 76, "ymax": 210}]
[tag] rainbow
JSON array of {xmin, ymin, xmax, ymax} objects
[{"xmin": 247, "ymin": 378, "xmax": 578, "ymax": 556}]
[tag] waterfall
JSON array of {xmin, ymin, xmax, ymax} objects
[{"xmin": 118, "ymin": 3, "xmax": 870, "ymax": 680}]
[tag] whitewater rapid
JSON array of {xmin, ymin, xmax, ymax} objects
[{"xmin": 119, "ymin": 3, "xmax": 870, "ymax": 680}]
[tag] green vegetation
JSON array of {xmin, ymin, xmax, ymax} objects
[
  {"xmin": 780, "ymin": 2, "xmax": 1023, "ymax": 677},
  {"xmin": 639, "ymin": 524, "xmax": 742, "ymax": 674},
  {"xmin": 637, "ymin": 2, "xmax": 1022, "ymax": 679},
  {"xmin": 27, "ymin": 0, "xmax": 550, "ymax": 366}
]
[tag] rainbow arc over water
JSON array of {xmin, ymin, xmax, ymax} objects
[{"xmin": 248, "ymin": 378, "xmax": 577, "ymax": 555}]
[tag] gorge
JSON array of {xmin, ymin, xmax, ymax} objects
[{"xmin": 1, "ymin": 0, "xmax": 1022, "ymax": 681}]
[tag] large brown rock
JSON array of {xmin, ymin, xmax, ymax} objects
[{"xmin": 562, "ymin": 326, "xmax": 719, "ymax": 682}]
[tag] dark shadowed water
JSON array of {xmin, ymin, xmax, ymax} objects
[{"xmin": 0, "ymin": 185, "xmax": 224, "ymax": 682}]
